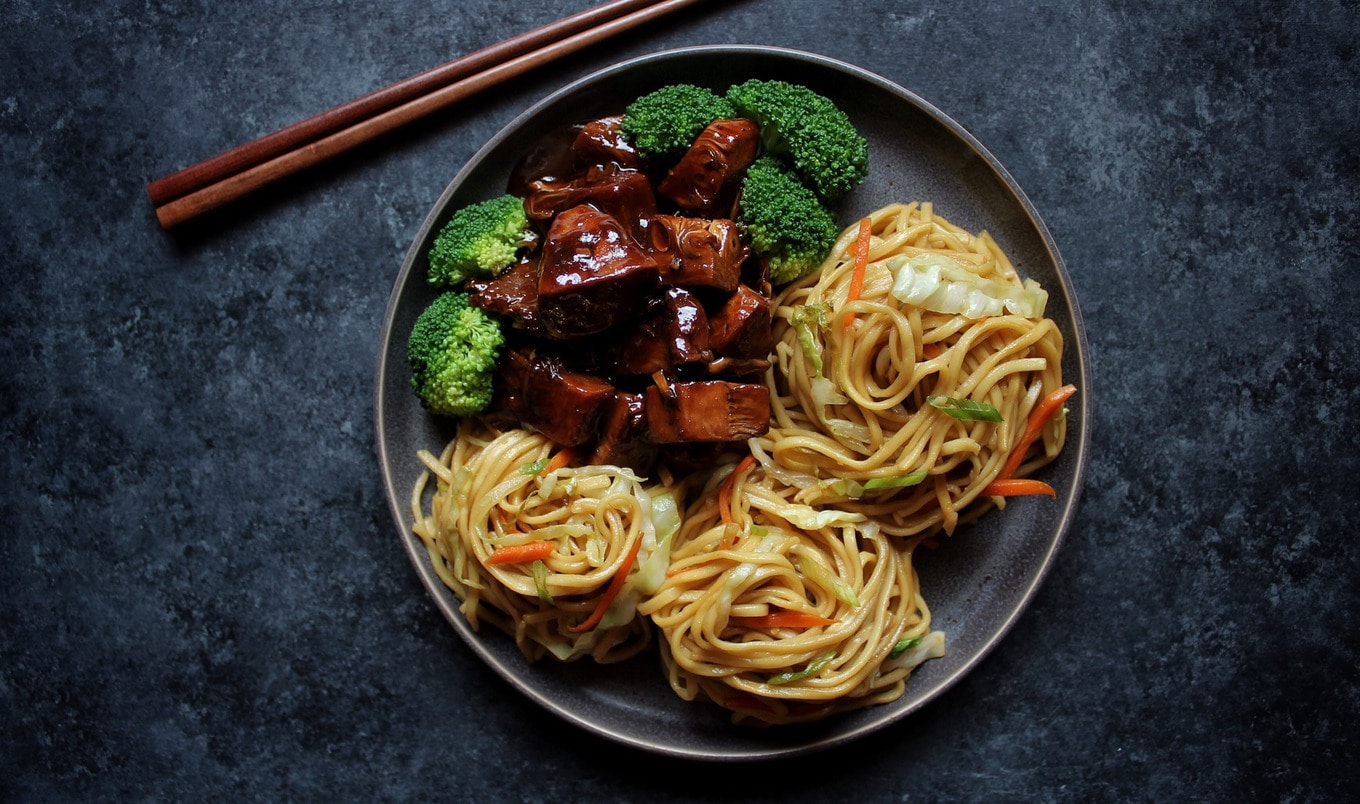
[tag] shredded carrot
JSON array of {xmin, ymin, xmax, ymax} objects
[
  {"xmin": 540, "ymin": 447, "xmax": 575, "ymax": 476},
  {"xmin": 842, "ymin": 217, "xmax": 874, "ymax": 329},
  {"xmin": 1000, "ymin": 384, "xmax": 1077, "ymax": 480},
  {"xmin": 730, "ymin": 611, "xmax": 837, "ymax": 629},
  {"xmin": 718, "ymin": 454, "xmax": 757, "ymax": 526},
  {"xmin": 982, "ymin": 478, "xmax": 1057, "ymax": 497},
  {"xmin": 484, "ymin": 540, "xmax": 555, "ymax": 566},
  {"xmin": 568, "ymin": 534, "xmax": 644, "ymax": 633}
]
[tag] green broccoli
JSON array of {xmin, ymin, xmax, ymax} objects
[
  {"xmin": 427, "ymin": 194, "xmax": 531, "ymax": 288},
  {"xmin": 619, "ymin": 83, "xmax": 737, "ymax": 158},
  {"xmin": 737, "ymin": 156, "xmax": 841, "ymax": 285},
  {"xmin": 725, "ymin": 79, "xmax": 868, "ymax": 200},
  {"xmin": 407, "ymin": 291, "xmax": 505, "ymax": 417}
]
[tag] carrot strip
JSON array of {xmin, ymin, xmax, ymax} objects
[
  {"xmin": 484, "ymin": 540, "xmax": 555, "ymax": 566},
  {"xmin": 540, "ymin": 447, "xmax": 575, "ymax": 476},
  {"xmin": 982, "ymin": 478, "xmax": 1057, "ymax": 497},
  {"xmin": 730, "ymin": 611, "xmax": 837, "ymax": 629},
  {"xmin": 842, "ymin": 217, "xmax": 874, "ymax": 329},
  {"xmin": 1000, "ymin": 384, "xmax": 1077, "ymax": 480},
  {"xmin": 718, "ymin": 454, "xmax": 757, "ymax": 526},
  {"xmin": 568, "ymin": 534, "xmax": 644, "ymax": 633}
]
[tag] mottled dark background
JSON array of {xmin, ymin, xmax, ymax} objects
[{"xmin": 3, "ymin": 0, "xmax": 1356, "ymax": 799}]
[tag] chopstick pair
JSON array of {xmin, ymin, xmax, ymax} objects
[{"xmin": 147, "ymin": 0, "xmax": 706, "ymax": 229}]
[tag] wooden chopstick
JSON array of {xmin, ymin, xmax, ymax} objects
[
  {"xmin": 146, "ymin": 0, "xmax": 664, "ymax": 209},
  {"xmin": 149, "ymin": 0, "xmax": 705, "ymax": 229}
]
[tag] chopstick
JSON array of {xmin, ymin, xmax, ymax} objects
[{"xmin": 149, "ymin": 0, "xmax": 705, "ymax": 229}]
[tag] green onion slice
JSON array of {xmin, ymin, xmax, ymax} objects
[
  {"xmin": 862, "ymin": 470, "xmax": 929, "ymax": 491},
  {"xmin": 926, "ymin": 395, "xmax": 1004, "ymax": 422},
  {"xmin": 889, "ymin": 635, "xmax": 923, "ymax": 659},
  {"xmin": 767, "ymin": 650, "xmax": 837, "ymax": 686},
  {"xmin": 532, "ymin": 560, "xmax": 553, "ymax": 605},
  {"xmin": 827, "ymin": 469, "xmax": 928, "ymax": 499}
]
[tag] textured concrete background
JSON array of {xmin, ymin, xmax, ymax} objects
[{"xmin": 2, "ymin": 0, "xmax": 1356, "ymax": 799}]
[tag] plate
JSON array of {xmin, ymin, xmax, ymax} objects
[{"xmin": 375, "ymin": 45, "xmax": 1090, "ymax": 760}]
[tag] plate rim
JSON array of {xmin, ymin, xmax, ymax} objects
[{"xmin": 374, "ymin": 44, "xmax": 1091, "ymax": 761}]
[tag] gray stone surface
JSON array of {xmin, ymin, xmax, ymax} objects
[{"xmin": 2, "ymin": 0, "xmax": 1356, "ymax": 798}]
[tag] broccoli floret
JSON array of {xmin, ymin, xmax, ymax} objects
[
  {"xmin": 737, "ymin": 156, "xmax": 841, "ymax": 285},
  {"xmin": 620, "ymin": 84, "xmax": 737, "ymax": 158},
  {"xmin": 725, "ymin": 79, "xmax": 868, "ymax": 200},
  {"xmin": 427, "ymin": 195, "xmax": 531, "ymax": 288},
  {"xmin": 407, "ymin": 291, "xmax": 505, "ymax": 417}
]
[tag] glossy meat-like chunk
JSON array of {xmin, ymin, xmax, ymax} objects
[
  {"xmin": 644, "ymin": 380, "xmax": 770, "ymax": 443},
  {"xmin": 524, "ymin": 168, "xmax": 657, "ymax": 232},
  {"xmin": 519, "ymin": 354, "xmax": 618, "ymax": 447},
  {"xmin": 586, "ymin": 391, "xmax": 656, "ymax": 472},
  {"xmin": 572, "ymin": 116, "xmax": 644, "ymax": 171},
  {"xmin": 466, "ymin": 256, "xmax": 543, "ymax": 335},
  {"xmin": 613, "ymin": 287, "xmax": 712, "ymax": 376},
  {"xmin": 537, "ymin": 204, "xmax": 662, "ymax": 339},
  {"xmin": 647, "ymin": 215, "xmax": 744, "ymax": 292},
  {"xmin": 706, "ymin": 283, "xmax": 773, "ymax": 359},
  {"xmin": 657, "ymin": 119, "xmax": 760, "ymax": 214}
]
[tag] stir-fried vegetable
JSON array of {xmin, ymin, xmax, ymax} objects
[
  {"xmin": 888, "ymin": 254, "xmax": 1049, "ymax": 319},
  {"xmin": 796, "ymin": 555, "xmax": 860, "ymax": 607},
  {"xmin": 927, "ymin": 395, "xmax": 1004, "ymax": 422},
  {"xmin": 569, "ymin": 533, "xmax": 644, "ymax": 633},
  {"xmin": 981, "ymin": 478, "xmax": 1057, "ymax": 497},
  {"xmin": 790, "ymin": 303, "xmax": 831, "ymax": 374},
  {"xmin": 532, "ymin": 560, "xmax": 553, "ymax": 604},
  {"xmin": 633, "ymin": 490, "xmax": 682, "ymax": 596},
  {"xmin": 484, "ymin": 540, "xmax": 555, "ymax": 566},
  {"xmin": 842, "ymin": 217, "xmax": 874, "ymax": 329},
  {"xmin": 731, "ymin": 612, "xmax": 837, "ymax": 630},
  {"xmin": 889, "ymin": 635, "xmax": 923, "ymax": 659},
  {"xmin": 999, "ymin": 384, "xmax": 1077, "ymax": 480},
  {"xmin": 766, "ymin": 650, "xmax": 837, "ymax": 686},
  {"xmin": 826, "ymin": 469, "xmax": 928, "ymax": 499}
]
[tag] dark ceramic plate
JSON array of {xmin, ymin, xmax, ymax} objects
[{"xmin": 375, "ymin": 46, "xmax": 1090, "ymax": 760}]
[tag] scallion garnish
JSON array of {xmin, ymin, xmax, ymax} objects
[
  {"xmin": 767, "ymin": 650, "xmax": 837, "ymax": 686},
  {"xmin": 827, "ymin": 469, "xmax": 928, "ymax": 499},
  {"xmin": 926, "ymin": 395, "xmax": 1003, "ymax": 422},
  {"xmin": 532, "ymin": 560, "xmax": 553, "ymax": 604},
  {"xmin": 861, "ymin": 470, "xmax": 929, "ymax": 491},
  {"xmin": 889, "ymin": 635, "xmax": 923, "ymax": 659},
  {"xmin": 520, "ymin": 457, "xmax": 549, "ymax": 475}
]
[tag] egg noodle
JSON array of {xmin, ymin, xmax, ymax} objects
[{"xmin": 411, "ymin": 202, "xmax": 1069, "ymax": 724}]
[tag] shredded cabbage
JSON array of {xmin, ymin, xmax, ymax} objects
[
  {"xmin": 888, "ymin": 254, "xmax": 1048, "ymax": 319},
  {"xmin": 808, "ymin": 376, "xmax": 871, "ymax": 445},
  {"xmin": 796, "ymin": 555, "xmax": 860, "ymax": 607},
  {"xmin": 633, "ymin": 491, "xmax": 682, "ymax": 595},
  {"xmin": 781, "ymin": 504, "xmax": 865, "ymax": 530},
  {"xmin": 790, "ymin": 303, "xmax": 830, "ymax": 373}
]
